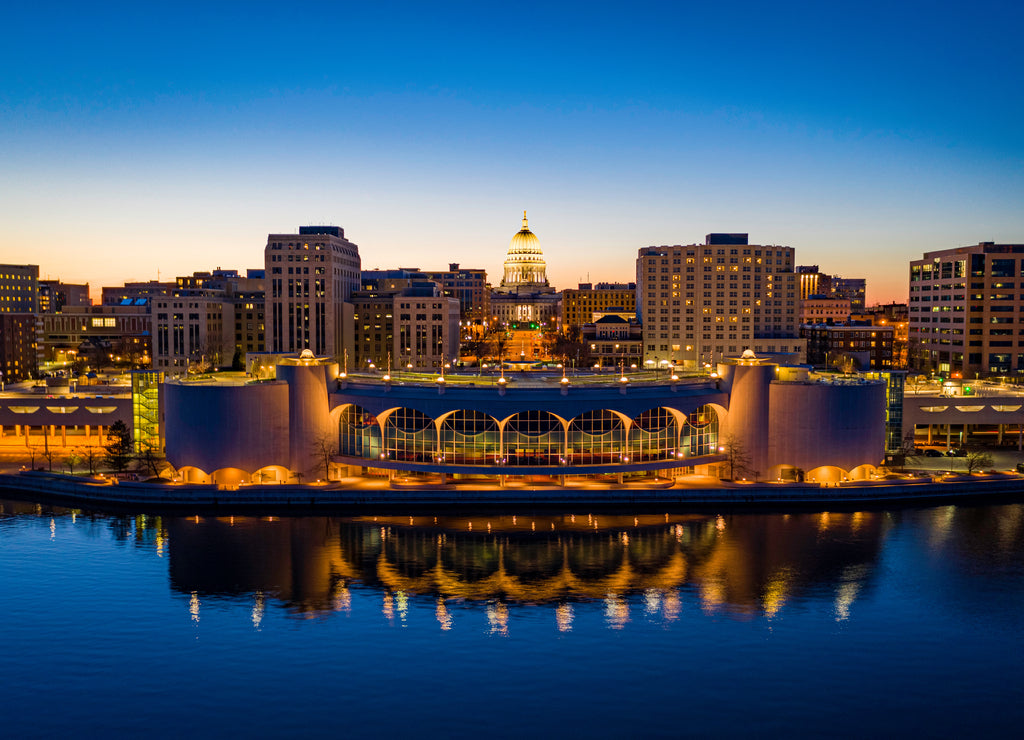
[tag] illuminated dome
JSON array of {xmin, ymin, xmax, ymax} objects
[{"xmin": 500, "ymin": 211, "xmax": 548, "ymax": 289}]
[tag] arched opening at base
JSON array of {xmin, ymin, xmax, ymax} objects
[
  {"xmin": 805, "ymin": 465, "xmax": 848, "ymax": 484},
  {"xmin": 849, "ymin": 464, "xmax": 878, "ymax": 481},
  {"xmin": 211, "ymin": 467, "xmax": 248, "ymax": 486},
  {"xmin": 767, "ymin": 464, "xmax": 804, "ymax": 482},
  {"xmin": 178, "ymin": 466, "xmax": 211, "ymax": 484},
  {"xmin": 252, "ymin": 465, "xmax": 290, "ymax": 484}
]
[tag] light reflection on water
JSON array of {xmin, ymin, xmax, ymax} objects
[{"xmin": 2, "ymin": 499, "xmax": 1024, "ymax": 736}]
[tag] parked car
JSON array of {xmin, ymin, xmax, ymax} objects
[
  {"xmin": 945, "ymin": 448, "xmax": 967, "ymax": 457},
  {"xmin": 924, "ymin": 449, "xmax": 944, "ymax": 457}
]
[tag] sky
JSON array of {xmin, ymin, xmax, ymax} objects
[{"xmin": 2, "ymin": 0, "xmax": 1022, "ymax": 305}]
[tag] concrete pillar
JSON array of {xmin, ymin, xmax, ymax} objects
[
  {"xmin": 927, "ymin": 424, "xmax": 932, "ymax": 444},
  {"xmin": 61, "ymin": 425, "xmax": 66, "ymax": 446},
  {"xmin": 998, "ymin": 424, "xmax": 1004, "ymax": 445}
]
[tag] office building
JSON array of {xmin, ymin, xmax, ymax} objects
[
  {"xmin": 909, "ymin": 242, "xmax": 1024, "ymax": 376},
  {"xmin": 0, "ymin": 264, "xmax": 39, "ymax": 314},
  {"xmin": 265, "ymin": 225, "xmax": 361, "ymax": 361},
  {"xmin": 38, "ymin": 280, "xmax": 91, "ymax": 313},
  {"xmin": 561, "ymin": 282, "xmax": 636, "ymax": 331}
]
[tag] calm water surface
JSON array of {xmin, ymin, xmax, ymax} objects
[{"xmin": 2, "ymin": 500, "xmax": 1023, "ymax": 737}]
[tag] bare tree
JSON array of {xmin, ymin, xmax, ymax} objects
[
  {"xmin": 720, "ymin": 432, "xmax": 753, "ymax": 480},
  {"xmin": 138, "ymin": 441, "xmax": 170, "ymax": 478},
  {"xmin": 963, "ymin": 447, "xmax": 994, "ymax": 475},
  {"xmin": 895, "ymin": 432, "xmax": 920, "ymax": 472},
  {"xmin": 311, "ymin": 431, "xmax": 338, "ymax": 481},
  {"xmin": 82, "ymin": 446, "xmax": 102, "ymax": 475}
]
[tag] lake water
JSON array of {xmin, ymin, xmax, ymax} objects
[{"xmin": 2, "ymin": 499, "xmax": 1023, "ymax": 737}]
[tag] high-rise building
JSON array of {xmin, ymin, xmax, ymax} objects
[
  {"xmin": 796, "ymin": 265, "xmax": 832, "ymax": 301},
  {"xmin": 265, "ymin": 225, "xmax": 361, "ymax": 361},
  {"xmin": 909, "ymin": 242, "xmax": 1024, "ymax": 376},
  {"xmin": 636, "ymin": 234, "xmax": 805, "ymax": 368},
  {"xmin": 561, "ymin": 282, "xmax": 636, "ymax": 331}
]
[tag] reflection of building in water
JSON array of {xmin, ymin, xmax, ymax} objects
[{"xmin": 162, "ymin": 512, "xmax": 888, "ymax": 622}]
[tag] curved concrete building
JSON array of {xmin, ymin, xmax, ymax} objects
[
  {"xmin": 163, "ymin": 352, "xmax": 887, "ymax": 486},
  {"xmin": 164, "ymin": 379, "xmax": 289, "ymax": 482}
]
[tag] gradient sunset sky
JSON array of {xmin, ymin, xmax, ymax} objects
[{"xmin": 2, "ymin": 0, "xmax": 1022, "ymax": 304}]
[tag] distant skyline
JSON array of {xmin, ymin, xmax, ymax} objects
[{"xmin": 3, "ymin": 1, "xmax": 1022, "ymax": 305}]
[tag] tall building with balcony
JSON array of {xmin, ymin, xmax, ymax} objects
[
  {"xmin": 909, "ymin": 242, "xmax": 1024, "ymax": 376},
  {"xmin": 265, "ymin": 225, "xmax": 361, "ymax": 362},
  {"xmin": 637, "ymin": 234, "xmax": 805, "ymax": 368}
]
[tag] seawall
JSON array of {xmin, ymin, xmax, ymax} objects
[{"xmin": 2, "ymin": 471, "xmax": 1022, "ymax": 513}]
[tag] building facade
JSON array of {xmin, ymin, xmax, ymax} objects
[
  {"xmin": 265, "ymin": 226, "xmax": 361, "ymax": 361},
  {"xmin": 832, "ymin": 277, "xmax": 867, "ymax": 312},
  {"xmin": 637, "ymin": 234, "xmax": 805, "ymax": 369},
  {"xmin": 561, "ymin": 282, "xmax": 636, "ymax": 331},
  {"xmin": 0, "ymin": 264, "xmax": 39, "ymax": 314},
  {"xmin": 909, "ymin": 242, "xmax": 1024, "ymax": 377},
  {"xmin": 0, "ymin": 314, "xmax": 38, "ymax": 382},
  {"xmin": 423, "ymin": 264, "xmax": 489, "ymax": 323},
  {"xmin": 802, "ymin": 323, "xmax": 895, "ymax": 370},
  {"xmin": 799, "ymin": 296, "xmax": 851, "ymax": 325}
]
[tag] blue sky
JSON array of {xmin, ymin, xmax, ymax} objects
[{"xmin": 2, "ymin": 0, "xmax": 1022, "ymax": 303}]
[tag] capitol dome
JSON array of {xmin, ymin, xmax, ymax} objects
[{"xmin": 500, "ymin": 211, "xmax": 548, "ymax": 289}]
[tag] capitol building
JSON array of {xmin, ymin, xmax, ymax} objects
[{"xmin": 489, "ymin": 212, "xmax": 561, "ymax": 327}]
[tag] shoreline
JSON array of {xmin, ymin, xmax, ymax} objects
[{"xmin": 2, "ymin": 470, "xmax": 1022, "ymax": 515}]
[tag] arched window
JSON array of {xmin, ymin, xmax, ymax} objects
[
  {"xmin": 384, "ymin": 408, "xmax": 436, "ymax": 463},
  {"xmin": 682, "ymin": 405, "xmax": 719, "ymax": 457},
  {"xmin": 568, "ymin": 410, "xmax": 625, "ymax": 465},
  {"xmin": 338, "ymin": 405, "xmax": 381, "ymax": 460},
  {"xmin": 440, "ymin": 410, "xmax": 500, "ymax": 465},
  {"xmin": 503, "ymin": 411, "xmax": 563, "ymax": 466},
  {"xmin": 629, "ymin": 408, "xmax": 678, "ymax": 462}
]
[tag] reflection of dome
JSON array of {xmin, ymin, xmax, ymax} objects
[{"xmin": 500, "ymin": 211, "xmax": 548, "ymax": 288}]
